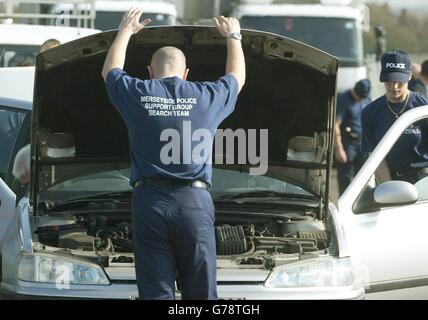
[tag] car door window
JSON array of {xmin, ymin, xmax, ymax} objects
[
  {"xmin": 382, "ymin": 118, "xmax": 428, "ymax": 202},
  {"xmin": 0, "ymin": 107, "xmax": 26, "ymax": 180},
  {"xmin": 355, "ymin": 117, "xmax": 428, "ymax": 210}
]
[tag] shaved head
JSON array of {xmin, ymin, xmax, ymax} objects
[{"xmin": 149, "ymin": 46, "xmax": 188, "ymax": 79}]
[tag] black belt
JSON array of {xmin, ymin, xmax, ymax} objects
[{"xmin": 133, "ymin": 178, "xmax": 209, "ymax": 190}]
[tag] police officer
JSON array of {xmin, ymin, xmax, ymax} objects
[
  {"xmin": 417, "ymin": 60, "xmax": 428, "ymax": 96},
  {"xmin": 408, "ymin": 63, "xmax": 427, "ymax": 97},
  {"xmin": 361, "ymin": 50, "xmax": 428, "ymax": 184},
  {"xmin": 101, "ymin": 8, "xmax": 245, "ymax": 299},
  {"xmin": 335, "ymin": 79, "xmax": 371, "ymax": 194}
]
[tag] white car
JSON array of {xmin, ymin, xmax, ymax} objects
[
  {"xmin": 0, "ymin": 23, "xmax": 100, "ymax": 67},
  {"xmin": 0, "ymin": 67, "xmax": 35, "ymax": 101},
  {"xmin": 0, "ymin": 26, "xmax": 427, "ymax": 299},
  {"xmin": 232, "ymin": 1, "xmax": 368, "ymax": 93}
]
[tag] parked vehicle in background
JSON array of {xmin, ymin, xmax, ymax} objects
[
  {"xmin": 233, "ymin": 0, "xmax": 369, "ymax": 92},
  {"xmin": 52, "ymin": 1, "xmax": 177, "ymax": 30},
  {"xmin": 0, "ymin": 67, "xmax": 34, "ymax": 100},
  {"xmin": 0, "ymin": 23, "xmax": 100, "ymax": 67}
]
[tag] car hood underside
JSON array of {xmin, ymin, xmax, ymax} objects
[{"xmin": 32, "ymin": 26, "xmax": 338, "ymax": 198}]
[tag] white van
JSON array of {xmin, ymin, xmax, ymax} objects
[
  {"xmin": 0, "ymin": 23, "xmax": 100, "ymax": 67},
  {"xmin": 233, "ymin": 0, "xmax": 369, "ymax": 92},
  {"xmin": 53, "ymin": 1, "xmax": 177, "ymax": 31}
]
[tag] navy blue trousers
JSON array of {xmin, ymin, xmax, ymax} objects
[
  {"xmin": 337, "ymin": 142, "xmax": 364, "ymax": 195},
  {"xmin": 131, "ymin": 184, "xmax": 217, "ymax": 300}
]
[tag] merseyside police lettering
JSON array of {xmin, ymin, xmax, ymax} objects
[{"xmin": 141, "ymin": 95, "xmax": 196, "ymax": 117}]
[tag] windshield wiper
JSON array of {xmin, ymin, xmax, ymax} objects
[
  {"xmin": 217, "ymin": 190, "xmax": 318, "ymax": 201},
  {"xmin": 68, "ymin": 190, "xmax": 133, "ymax": 202},
  {"xmin": 43, "ymin": 191, "xmax": 133, "ymax": 211}
]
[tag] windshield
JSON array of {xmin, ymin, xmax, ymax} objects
[
  {"xmin": 39, "ymin": 167, "xmax": 313, "ymax": 203},
  {"xmin": 0, "ymin": 45, "xmax": 38, "ymax": 68},
  {"xmin": 211, "ymin": 168, "xmax": 313, "ymax": 200},
  {"xmin": 240, "ymin": 16, "xmax": 363, "ymax": 67}
]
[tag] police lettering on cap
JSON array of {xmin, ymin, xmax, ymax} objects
[
  {"xmin": 354, "ymin": 79, "xmax": 371, "ymax": 99},
  {"xmin": 380, "ymin": 50, "xmax": 412, "ymax": 83}
]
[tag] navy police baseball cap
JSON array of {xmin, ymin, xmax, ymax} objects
[
  {"xmin": 380, "ymin": 50, "xmax": 411, "ymax": 83},
  {"xmin": 354, "ymin": 79, "xmax": 371, "ymax": 99}
]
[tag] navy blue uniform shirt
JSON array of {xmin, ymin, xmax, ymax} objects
[
  {"xmin": 105, "ymin": 68, "xmax": 238, "ymax": 186},
  {"xmin": 336, "ymin": 89, "xmax": 371, "ymax": 142},
  {"xmin": 361, "ymin": 91, "xmax": 428, "ymax": 172},
  {"xmin": 408, "ymin": 78, "xmax": 427, "ymax": 98}
]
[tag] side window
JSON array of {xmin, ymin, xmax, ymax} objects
[
  {"xmin": 382, "ymin": 118, "xmax": 428, "ymax": 203},
  {"xmin": 354, "ymin": 117, "xmax": 428, "ymax": 213},
  {"xmin": 0, "ymin": 107, "xmax": 26, "ymax": 180}
]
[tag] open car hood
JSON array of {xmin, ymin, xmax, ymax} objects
[{"xmin": 31, "ymin": 26, "xmax": 338, "ymax": 203}]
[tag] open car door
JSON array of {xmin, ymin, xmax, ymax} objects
[{"xmin": 339, "ymin": 105, "xmax": 428, "ymax": 299}]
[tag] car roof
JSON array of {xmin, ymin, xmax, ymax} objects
[
  {"xmin": 234, "ymin": 4, "xmax": 363, "ymax": 20},
  {"xmin": 54, "ymin": 1, "xmax": 177, "ymax": 15},
  {"xmin": 0, "ymin": 96, "xmax": 32, "ymax": 111},
  {"xmin": 0, "ymin": 24, "xmax": 100, "ymax": 46}
]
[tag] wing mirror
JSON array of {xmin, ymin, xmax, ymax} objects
[{"xmin": 374, "ymin": 181, "xmax": 418, "ymax": 206}]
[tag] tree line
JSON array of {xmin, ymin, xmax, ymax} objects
[{"xmin": 364, "ymin": 3, "xmax": 428, "ymax": 54}]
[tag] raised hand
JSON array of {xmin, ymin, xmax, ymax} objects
[
  {"xmin": 213, "ymin": 16, "xmax": 240, "ymax": 38},
  {"xmin": 119, "ymin": 7, "xmax": 151, "ymax": 34}
]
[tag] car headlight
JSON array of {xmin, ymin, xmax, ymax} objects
[
  {"xmin": 17, "ymin": 253, "xmax": 110, "ymax": 286},
  {"xmin": 264, "ymin": 258, "xmax": 358, "ymax": 288}
]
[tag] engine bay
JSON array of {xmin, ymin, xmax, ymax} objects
[{"xmin": 35, "ymin": 210, "xmax": 330, "ymax": 268}]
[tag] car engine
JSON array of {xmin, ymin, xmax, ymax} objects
[{"xmin": 35, "ymin": 213, "xmax": 329, "ymax": 258}]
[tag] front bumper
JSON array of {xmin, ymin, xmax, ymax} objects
[{"xmin": 1, "ymin": 281, "xmax": 365, "ymax": 300}]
